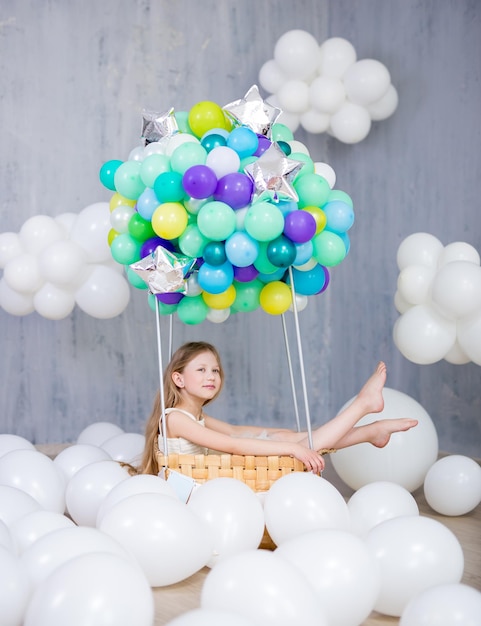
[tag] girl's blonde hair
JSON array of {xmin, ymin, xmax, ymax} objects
[{"xmin": 139, "ymin": 341, "xmax": 224, "ymax": 475}]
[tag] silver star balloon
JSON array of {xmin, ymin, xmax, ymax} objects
[
  {"xmin": 223, "ymin": 84, "xmax": 282, "ymax": 138},
  {"xmin": 141, "ymin": 107, "xmax": 179, "ymax": 145},
  {"xmin": 244, "ymin": 142, "xmax": 304, "ymax": 203},
  {"xmin": 130, "ymin": 246, "xmax": 196, "ymax": 294}
]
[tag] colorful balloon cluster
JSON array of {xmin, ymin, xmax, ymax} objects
[
  {"xmin": 259, "ymin": 30, "xmax": 398, "ymax": 143},
  {"xmin": 100, "ymin": 91, "xmax": 354, "ymax": 325},
  {"xmin": 393, "ymin": 233, "xmax": 481, "ymax": 365}
]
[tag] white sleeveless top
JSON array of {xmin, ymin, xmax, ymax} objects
[{"xmin": 158, "ymin": 408, "xmax": 208, "ymax": 455}]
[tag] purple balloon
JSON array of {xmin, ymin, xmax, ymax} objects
[
  {"xmin": 157, "ymin": 292, "xmax": 184, "ymax": 304},
  {"xmin": 213, "ymin": 173, "xmax": 254, "ymax": 209},
  {"xmin": 254, "ymin": 135, "xmax": 272, "ymax": 157},
  {"xmin": 233, "ymin": 264, "xmax": 259, "ymax": 282},
  {"xmin": 283, "ymin": 210, "xmax": 317, "ymax": 243},
  {"xmin": 182, "ymin": 165, "xmax": 218, "ymax": 199},
  {"xmin": 140, "ymin": 237, "xmax": 175, "ymax": 258},
  {"xmin": 318, "ymin": 266, "xmax": 330, "ymax": 294}
]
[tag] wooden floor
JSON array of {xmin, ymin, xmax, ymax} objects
[{"xmin": 38, "ymin": 445, "xmax": 480, "ymax": 625}]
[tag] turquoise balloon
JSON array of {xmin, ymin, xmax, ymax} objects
[
  {"xmin": 312, "ymin": 230, "xmax": 347, "ymax": 266},
  {"xmin": 177, "ymin": 295, "xmax": 209, "ymax": 325},
  {"xmin": 244, "ymin": 201, "xmax": 285, "ymax": 242},
  {"xmin": 271, "ymin": 123, "xmax": 294, "ymax": 142},
  {"xmin": 266, "ymin": 235, "xmax": 297, "ymax": 268},
  {"xmin": 154, "ymin": 171, "xmax": 185, "ymax": 203},
  {"xmin": 99, "ymin": 159, "xmax": 122, "ymax": 191},
  {"xmin": 197, "ymin": 201, "xmax": 236, "ymax": 241},
  {"xmin": 288, "ymin": 264, "xmax": 326, "ymax": 295},
  {"xmin": 126, "ymin": 266, "xmax": 148, "ymax": 290},
  {"xmin": 203, "ymin": 241, "xmax": 227, "ymax": 266},
  {"xmin": 198, "ymin": 261, "xmax": 234, "ymax": 294},
  {"xmin": 294, "ymin": 174, "xmax": 331, "ymax": 209},
  {"xmin": 113, "ymin": 161, "xmax": 146, "ymax": 200},
  {"xmin": 170, "ymin": 142, "xmax": 207, "ymax": 175},
  {"xmin": 174, "ymin": 111, "xmax": 192, "ymax": 134},
  {"xmin": 110, "ymin": 233, "xmax": 142, "ymax": 265},
  {"xmin": 289, "ymin": 152, "xmax": 314, "ymax": 178}
]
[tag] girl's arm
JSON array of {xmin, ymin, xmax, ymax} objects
[
  {"xmin": 204, "ymin": 414, "xmax": 307, "ymax": 442},
  {"xmin": 167, "ymin": 411, "xmax": 324, "ymax": 473}
]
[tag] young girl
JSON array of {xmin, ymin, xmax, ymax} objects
[{"xmin": 139, "ymin": 341, "xmax": 418, "ymax": 475}]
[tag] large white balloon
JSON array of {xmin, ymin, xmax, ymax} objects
[
  {"xmin": 98, "ymin": 492, "xmax": 213, "ymax": 586},
  {"xmin": 330, "ymin": 388, "xmax": 439, "ymax": 492},
  {"xmin": 273, "ymin": 29, "xmax": 320, "ymax": 80},
  {"xmin": 10, "ymin": 510, "xmax": 75, "ymax": 554},
  {"xmin": 0, "ymin": 232, "xmax": 23, "ymax": 268},
  {"xmin": 396, "ymin": 264, "xmax": 436, "ymax": 305},
  {"xmin": 423, "ymin": 454, "xmax": 481, "ymax": 516},
  {"xmin": 263, "ymin": 472, "xmax": 350, "ymax": 546},
  {"xmin": 309, "ymin": 75, "xmax": 346, "ymax": 114},
  {"xmin": 366, "ymin": 515, "xmax": 464, "ymax": 617},
  {"xmin": 329, "ymin": 101, "xmax": 372, "ymax": 143},
  {"xmin": 0, "ymin": 449, "xmax": 66, "ymax": 513},
  {"xmin": 33, "ymin": 282, "xmax": 76, "ymax": 320},
  {"xmin": 276, "ymin": 529, "xmax": 380, "ymax": 626},
  {"xmin": 23, "ymin": 552, "xmax": 154, "ymax": 626},
  {"xmin": 437, "ymin": 241, "xmax": 481, "ymax": 267},
  {"xmin": 74, "ymin": 264, "xmax": 130, "ymax": 319},
  {"xmin": 76, "ymin": 421, "xmax": 124, "ymax": 446},
  {"xmin": 431, "ymin": 261, "xmax": 481, "ymax": 319},
  {"xmin": 165, "ymin": 608, "xmax": 255, "ymax": 626},
  {"xmin": 367, "ymin": 84, "xmax": 399, "ymax": 121},
  {"xmin": 348, "ymin": 481, "xmax": 419, "ymax": 537},
  {"xmin": 318, "ymin": 37, "xmax": 357, "ymax": 78},
  {"xmin": 65, "ymin": 460, "xmax": 129, "ymax": 526},
  {"xmin": 3, "ymin": 253, "xmax": 44, "ymax": 293},
  {"xmin": 0, "ymin": 545, "xmax": 31, "ymax": 626},
  {"xmin": 344, "ymin": 59, "xmax": 391, "ymax": 105},
  {"xmin": 19, "ymin": 215, "xmax": 64, "ymax": 255},
  {"xmin": 69, "ymin": 202, "xmax": 111, "ymax": 263},
  {"xmin": 100, "ymin": 432, "xmax": 145, "ymax": 465},
  {"xmin": 201, "ymin": 549, "xmax": 327, "ymax": 626},
  {"xmin": 53, "ymin": 443, "xmax": 112, "ymax": 482},
  {"xmin": 0, "ymin": 485, "xmax": 42, "ymax": 527},
  {"xmin": 400, "ymin": 582, "xmax": 481, "ymax": 626},
  {"xmin": 457, "ymin": 310, "xmax": 481, "ymax": 365},
  {"xmin": 397, "ymin": 233, "xmax": 444, "ymax": 271},
  {"xmin": 38, "ymin": 239, "xmax": 88, "ymax": 287},
  {"xmin": 0, "ymin": 434, "xmax": 35, "ymax": 458},
  {"xmin": 188, "ymin": 477, "xmax": 265, "ymax": 567},
  {"xmin": 0, "ymin": 277, "xmax": 34, "ymax": 315}
]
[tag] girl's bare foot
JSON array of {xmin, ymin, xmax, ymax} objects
[
  {"xmin": 355, "ymin": 361, "xmax": 387, "ymax": 415},
  {"xmin": 370, "ymin": 418, "xmax": 419, "ymax": 448}
]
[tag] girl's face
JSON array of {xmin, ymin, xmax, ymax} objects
[{"xmin": 174, "ymin": 351, "xmax": 222, "ymax": 402}]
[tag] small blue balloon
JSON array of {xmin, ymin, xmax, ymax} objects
[
  {"xmin": 225, "ymin": 231, "xmax": 259, "ymax": 267},
  {"xmin": 198, "ymin": 260, "xmax": 234, "ymax": 294},
  {"xmin": 293, "ymin": 241, "xmax": 314, "ymax": 266},
  {"xmin": 323, "ymin": 200, "xmax": 355, "ymax": 234},
  {"xmin": 226, "ymin": 127, "xmax": 259, "ymax": 159},
  {"xmin": 288, "ymin": 264, "xmax": 326, "ymax": 295},
  {"xmin": 136, "ymin": 187, "xmax": 159, "ymax": 220}
]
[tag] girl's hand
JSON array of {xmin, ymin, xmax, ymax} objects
[{"xmin": 292, "ymin": 444, "xmax": 325, "ymax": 474}]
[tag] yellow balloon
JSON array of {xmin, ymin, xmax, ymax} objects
[
  {"xmin": 151, "ymin": 202, "xmax": 188, "ymax": 240},
  {"xmin": 302, "ymin": 206, "xmax": 327, "ymax": 234},
  {"xmin": 202, "ymin": 284, "xmax": 236, "ymax": 309},
  {"xmin": 107, "ymin": 228, "xmax": 119, "ymax": 245},
  {"xmin": 109, "ymin": 192, "xmax": 136, "ymax": 212},
  {"xmin": 188, "ymin": 101, "xmax": 227, "ymax": 138},
  {"xmin": 259, "ymin": 281, "xmax": 292, "ymax": 315}
]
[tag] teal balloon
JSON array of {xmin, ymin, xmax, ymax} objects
[
  {"xmin": 100, "ymin": 160, "xmax": 122, "ymax": 191},
  {"xmin": 288, "ymin": 264, "xmax": 326, "ymax": 295},
  {"xmin": 266, "ymin": 235, "xmax": 297, "ymax": 268},
  {"xmin": 177, "ymin": 295, "xmax": 208, "ymax": 325},
  {"xmin": 203, "ymin": 241, "xmax": 227, "ymax": 266},
  {"xmin": 154, "ymin": 171, "xmax": 185, "ymax": 203}
]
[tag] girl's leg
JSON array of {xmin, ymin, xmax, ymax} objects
[
  {"xmin": 299, "ymin": 361, "xmax": 388, "ymax": 450},
  {"xmin": 329, "ymin": 418, "xmax": 418, "ymax": 450}
]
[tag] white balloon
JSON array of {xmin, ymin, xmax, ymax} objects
[
  {"xmin": 0, "ymin": 545, "xmax": 31, "ymax": 626},
  {"xmin": 367, "ymin": 84, "xmax": 399, "ymax": 120},
  {"xmin": 314, "ymin": 162, "xmax": 336, "ymax": 188},
  {"xmin": 263, "ymin": 472, "xmax": 350, "ymax": 546},
  {"xmin": 457, "ymin": 310, "xmax": 481, "ymax": 365},
  {"xmin": 331, "ymin": 388, "xmax": 439, "ymax": 492},
  {"xmin": 287, "ymin": 139, "xmax": 310, "ymax": 155},
  {"xmin": 21, "ymin": 525, "xmax": 135, "ymax": 589},
  {"xmin": 3, "ymin": 253, "xmax": 44, "ymax": 293},
  {"xmin": 23, "ymin": 552, "xmax": 154, "ymax": 626},
  {"xmin": 0, "ymin": 485, "xmax": 42, "ymax": 527},
  {"xmin": 128, "ymin": 145, "xmax": 145, "ymax": 162},
  {"xmin": 10, "ymin": 510, "xmax": 75, "ymax": 554},
  {"xmin": 366, "ymin": 515, "xmax": 464, "ymax": 617},
  {"xmin": 0, "ymin": 519, "xmax": 15, "ymax": 553},
  {"xmin": 19, "ymin": 215, "xmax": 64, "ymax": 255},
  {"xmin": 329, "ymin": 101, "xmax": 372, "ymax": 143},
  {"xmin": 309, "ymin": 75, "xmax": 346, "ymax": 114},
  {"xmin": 266, "ymin": 95, "xmax": 300, "ymax": 132},
  {"xmin": 288, "ymin": 293, "xmax": 309, "ymax": 312},
  {"xmin": 53, "ymin": 443, "xmax": 112, "ymax": 482},
  {"xmin": 0, "ymin": 434, "xmax": 35, "ymax": 458},
  {"xmin": 75, "ymin": 264, "xmax": 130, "ymax": 319},
  {"xmin": 69, "ymin": 202, "xmax": 111, "ymax": 263},
  {"xmin": 201, "ymin": 549, "xmax": 327, "ymax": 625},
  {"xmin": 0, "ymin": 449, "xmax": 65, "ymax": 513},
  {"xmin": 166, "ymin": 608, "xmax": 255, "ymax": 626},
  {"xmin": 344, "ymin": 58, "xmax": 391, "ymax": 106},
  {"xmin": 0, "ymin": 277, "xmax": 35, "ymax": 315},
  {"xmin": 100, "ymin": 432, "xmax": 145, "ymax": 465},
  {"xmin": 77, "ymin": 421, "xmax": 124, "ymax": 446},
  {"xmin": 431, "ymin": 261, "xmax": 481, "ymax": 319},
  {"xmin": 258, "ymin": 58, "xmax": 286, "ymax": 94},
  {"xmin": 276, "ymin": 529, "xmax": 380, "ymax": 626},
  {"xmin": 437, "ymin": 241, "xmax": 481, "ymax": 267},
  {"xmin": 424, "ymin": 455, "xmax": 481, "ymax": 516},
  {"xmin": 348, "ymin": 481, "xmax": 419, "ymax": 537},
  {"xmin": 300, "ymin": 108, "xmax": 331, "ymax": 134},
  {"xmin": 164, "ymin": 133, "xmax": 200, "ymax": 157},
  {"xmin": 188, "ymin": 478, "xmax": 265, "ymax": 567},
  {"xmin": 96, "ymin": 474, "xmax": 177, "ymax": 526},
  {"xmin": 318, "ymin": 37, "xmax": 357, "ymax": 78},
  {"xmin": 276, "ymin": 79, "xmax": 310, "ymax": 113},
  {"xmin": 206, "ymin": 307, "xmax": 230, "ymax": 323},
  {"xmin": 205, "ymin": 146, "xmax": 240, "ymax": 178},
  {"xmin": 99, "ymin": 492, "xmax": 213, "ymax": 586},
  {"xmin": 400, "ymin": 582, "xmax": 481, "ymax": 626},
  {"xmin": 394, "ymin": 304, "xmax": 456, "ymax": 364},
  {"xmin": 394, "ymin": 289, "xmax": 412, "ymax": 314},
  {"xmin": 38, "ymin": 239, "xmax": 88, "ymax": 287},
  {"xmin": 397, "ymin": 264, "xmax": 436, "ymax": 305},
  {"xmin": 274, "ymin": 29, "xmax": 320, "ymax": 80},
  {"xmin": 65, "ymin": 460, "xmax": 129, "ymax": 526},
  {"xmin": 0, "ymin": 232, "xmax": 23, "ymax": 268},
  {"xmin": 110, "ymin": 204, "xmax": 136, "ymax": 234},
  {"xmin": 397, "ymin": 232, "xmax": 444, "ymax": 270},
  {"xmin": 33, "ymin": 283, "xmax": 76, "ymax": 320},
  {"xmin": 54, "ymin": 212, "xmax": 78, "ymax": 236},
  {"xmin": 444, "ymin": 340, "xmax": 471, "ymax": 365}
]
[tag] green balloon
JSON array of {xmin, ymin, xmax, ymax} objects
[
  {"xmin": 113, "ymin": 161, "xmax": 146, "ymax": 200},
  {"xmin": 128, "ymin": 213, "xmax": 155, "ymax": 241},
  {"xmin": 312, "ymin": 230, "xmax": 347, "ymax": 266},
  {"xmin": 178, "ymin": 224, "xmax": 210, "ymax": 257},
  {"xmin": 110, "ymin": 233, "xmax": 142, "ymax": 265},
  {"xmin": 170, "ymin": 142, "xmax": 207, "ymax": 175},
  {"xmin": 244, "ymin": 201, "xmax": 285, "ymax": 242},
  {"xmin": 126, "ymin": 266, "xmax": 148, "ymax": 289},
  {"xmin": 197, "ymin": 201, "xmax": 236, "ymax": 241},
  {"xmin": 294, "ymin": 173, "xmax": 331, "ymax": 209},
  {"xmin": 271, "ymin": 123, "xmax": 294, "ymax": 142},
  {"xmin": 148, "ymin": 294, "xmax": 178, "ymax": 315},
  {"xmin": 289, "ymin": 152, "xmax": 314, "ymax": 178},
  {"xmin": 175, "ymin": 111, "xmax": 192, "ymax": 134},
  {"xmin": 140, "ymin": 154, "xmax": 171, "ymax": 188},
  {"xmin": 177, "ymin": 295, "xmax": 208, "ymax": 325},
  {"xmin": 231, "ymin": 279, "xmax": 262, "ymax": 312},
  {"xmin": 253, "ymin": 242, "xmax": 279, "ymax": 274},
  {"xmin": 327, "ymin": 189, "xmax": 354, "ymax": 208}
]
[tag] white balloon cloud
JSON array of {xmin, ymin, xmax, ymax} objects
[
  {"xmin": 259, "ymin": 30, "xmax": 398, "ymax": 143},
  {"xmin": 393, "ymin": 233, "xmax": 481, "ymax": 365},
  {"xmin": 0, "ymin": 203, "xmax": 131, "ymax": 320}
]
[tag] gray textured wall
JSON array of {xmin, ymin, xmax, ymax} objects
[{"xmin": 0, "ymin": 0, "xmax": 480, "ymax": 457}]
